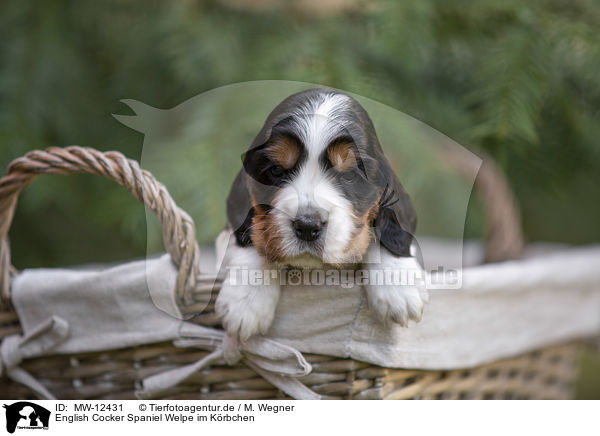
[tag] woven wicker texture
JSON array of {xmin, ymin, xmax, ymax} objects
[
  {"xmin": 0, "ymin": 303, "xmax": 582, "ymax": 400},
  {"xmin": 0, "ymin": 317, "xmax": 580, "ymax": 401}
]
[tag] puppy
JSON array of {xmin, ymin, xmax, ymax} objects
[{"xmin": 215, "ymin": 88, "xmax": 428, "ymax": 342}]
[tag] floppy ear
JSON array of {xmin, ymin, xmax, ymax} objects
[
  {"xmin": 372, "ymin": 165, "xmax": 417, "ymax": 257},
  {"xmin": 227, "ymin": 129, "xmax": 283, "ymax": 247},
  {"xmin": 226, "ymin": 170, "xmax": 255, "ymax": 247}
]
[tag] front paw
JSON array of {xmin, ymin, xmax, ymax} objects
[
  {"xmin": 366, "ymin": 283, "xmax": 429, "ymax": 327},
  {"xmin": 215, "ymin": 281, "xmax": 280, "ymax": 342}
]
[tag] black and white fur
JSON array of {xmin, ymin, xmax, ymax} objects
[{"xmin": 215, "ymin": 88, "xmax": 428, "ymax": 341}]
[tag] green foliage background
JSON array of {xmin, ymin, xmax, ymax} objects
[
  {"xmin": 0, "ymin": 0, "xmax": 599, "ymax": 396},
  {"xmin": 2, "ymin": 0, "xmax": 599, "ymax": 267}
]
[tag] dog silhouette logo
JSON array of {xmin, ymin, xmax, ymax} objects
[{"xmin": 3, "ymin": 402, "xmax": 50, "ymax": 433}]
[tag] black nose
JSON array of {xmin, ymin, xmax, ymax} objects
[{"xmin": 293, "ymin": 216, "xmax": 324, "ymax": 242}]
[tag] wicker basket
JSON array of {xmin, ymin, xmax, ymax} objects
[
  {"xmin": 0, "ymin": 146, "xmax": 584, "ymax": 400},
  {"xmin": 0, "ymin": 305, "xmax": 582, "ymax": 400}
]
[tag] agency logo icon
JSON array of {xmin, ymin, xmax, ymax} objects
[{"xmin": 2, "ymin": 402, "xmax": 50, "ymax": 434}]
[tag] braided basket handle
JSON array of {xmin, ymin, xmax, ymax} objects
[
  {"xmin": 441, "ymin": 146, "xmax": 524, "ymax": 263},
  {"xmin": 0, "ymin": 146, "xmax": 202, "ymax": 309}
]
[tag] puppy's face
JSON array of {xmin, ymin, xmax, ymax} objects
[{"xmin": 240, "ymin": 89, "xmax": 412, "ymax": 267}]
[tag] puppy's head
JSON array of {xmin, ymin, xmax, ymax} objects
[{"xmin": 240, "ymin": 88, "xmax": 415, "ymax": 267}]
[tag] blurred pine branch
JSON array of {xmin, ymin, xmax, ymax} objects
[{"xmin": 0, "ymin": 0, "xmax": 599, "ymax": 269}]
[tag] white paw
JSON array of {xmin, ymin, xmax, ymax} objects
[
  {"xmin": 215, "ymin": 280, "xmax": 280, "ymax": 342},
  {"xmin": 366, "ymin": 283, "xmax": 429, "ymax": 327}
]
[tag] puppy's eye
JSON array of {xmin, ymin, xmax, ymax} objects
[
  {"xmin": 341, "ymin": 170, "xmax": 357, "ymax": 182},
  {"xmin": 268, "ymin": 165, "xmax": 285, "ymax": 178}
]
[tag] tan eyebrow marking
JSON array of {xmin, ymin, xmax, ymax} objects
[
  {"xmin": 327, "ymin": 141, "xmax": 357, "ymax": 172},
  {"xmin": 266, "ymin": 136, "xmax": 301, "ymax": 169}
]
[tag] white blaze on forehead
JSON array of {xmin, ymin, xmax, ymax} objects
[
  {"xmin": 294, "ymin": 93, "xmax": 351, "ymax": 157},
  {"xmin": 271, "ymin": 92, "xmax": 358, "ymax": 263}
]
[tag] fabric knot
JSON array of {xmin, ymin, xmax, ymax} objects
[
  {"xmin": 222, "ymin": 334, "xmax": 242, "ymax": 365},
  {"xmin": 137, "ymin": 322, "xmax": 320, "ymax": 399}
]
